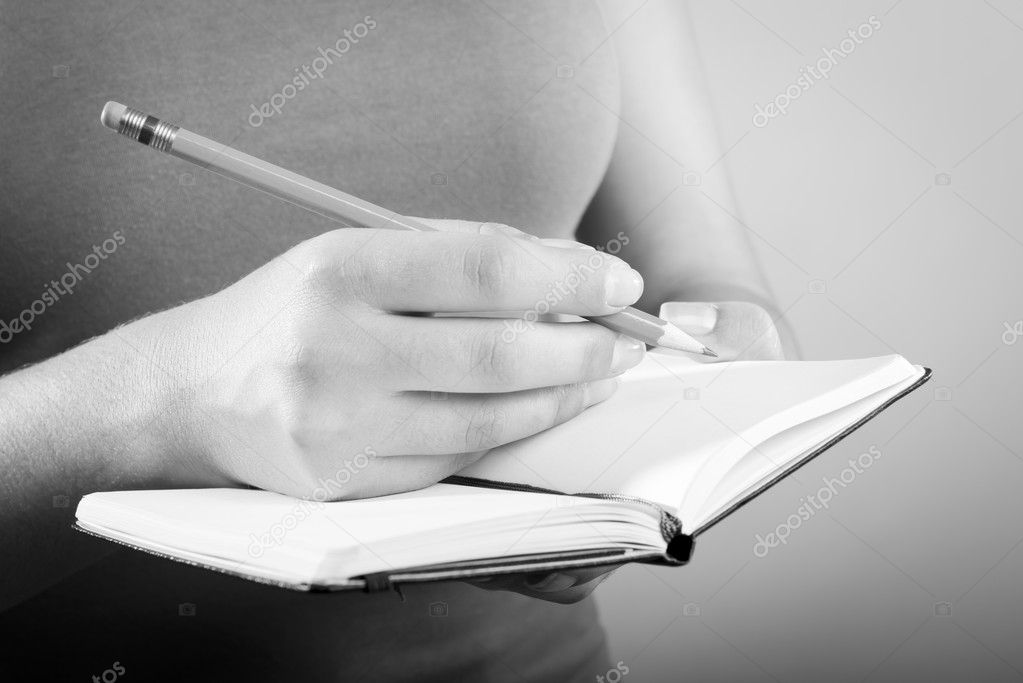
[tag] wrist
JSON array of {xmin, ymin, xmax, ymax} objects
[
  {"xmin": 80, "ymin": 307, "xmax": 224, "ymax": 488},
  {"xmin": 124, "ymin": 304, "xmax": 233, "ymax": 487}
]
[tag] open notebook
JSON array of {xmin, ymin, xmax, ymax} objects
[{"xmin": 76, "ymin": 353, "xmax": 929, "ymax": 591}]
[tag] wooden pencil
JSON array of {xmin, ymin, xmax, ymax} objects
[{"xmin": 99, "ymin": 101, "xmax": 715, "ymax": 356}]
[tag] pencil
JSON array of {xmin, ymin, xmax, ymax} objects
[{"xmin": 99, "ymin": 101, "xmax": 716, "ymax": 356}]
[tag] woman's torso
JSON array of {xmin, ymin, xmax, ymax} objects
[{"xmin": 0, "ymin": 1, "xmax": 620, "ymax": 680}]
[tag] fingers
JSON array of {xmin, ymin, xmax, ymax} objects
[
  {"xmin": 312, "ymin": 229, "xmax": 644, "ymax": 316},
  {"xmin": 379, "ymin": 378, "xmax": 619, "ymax": 455},
  {"xmin": 409, "ymin": 218, "xmax": 595, "ymax": 254},
  {"xmin": 317, "ymin": 451, "xmax": 487, "ymax": 500},
  {"xmin": 411, "ymin": 218, "xmax": 599, "ymax": 256},
  {"xmin": 659, "ymin": 301, "xmax": 784, "ymax": 361},
  {"xmin": 391, "ymin": 317, "xmax": 645, "ymax": 392},
  {"xmin": 466, "ymin": 566, "xmax": 620, "ymax": 604},
  {"xmin": 407, "ymin": 217, "xmax": 538, "ymax": 241}
]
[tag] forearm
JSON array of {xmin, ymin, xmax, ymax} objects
[
  {"xmin": 0, "ymin": 312, "xmax": 216, "ymax": 609},
  {"xmin": 582, "ymin": 0, "xmax": 796, "ymax": 356},
  {"xmin": 582, "ymin": 180, "xmax": 770, "ymax": 311},
  {"xmin": 581, "ymin": 1, "xmax": 768, "ymax": 304}
]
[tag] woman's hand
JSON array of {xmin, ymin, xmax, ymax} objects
[
  {"xmin": 659, "ymin": 301, "xmax": 788, "ymax": 361},
  {"xmin": 465, "ymin": 296, "xmax": 791, "ymax": 605},
  {"xmin": 466, "ymin": 564, "xmax": 618, "ymax": 604},
  {"xmin": 132, "ymin": 221, "xmax": 648, "ymax": 500}
]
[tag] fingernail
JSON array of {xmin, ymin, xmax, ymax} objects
[
  {"xmin": 659, "ymin": 302, "xmax": 718, "ymax": 335},
  {"xmin": 610, "ymin": 334, "xmax": 645, "ymax": 373},
  {"xmin": 538, "ymin": 237, "xmax": 594, "ymax": 250},
  {"xmin": 478, "ymin": 223, "xmax": 539, "ymax": 240},
  {"xmin": 585, "ymin": 377, "xmax": 619, "ymax": 405},
  {"xmin": 605, "ymin": 264, "xmax": 644, "ymax": 307}
]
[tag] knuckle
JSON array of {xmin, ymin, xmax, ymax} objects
[
  {"xmin": 544, "ymin": 383, "xmax": 586, "ymax": 429},
  {"xmin": 469, "ymin": 330, "xmax": 517, "ymax": 385},
  {"xmin": 292, "ymin": 231, "xmax": 367, "ymax": 299},
  {"xmin": 280, "ymin": 401, "xmax": 320, "ymax": 457},
  {"xmin": 579, "ymin": 331, "xmax": 614, "ymax": 378},
  {"xmin": 278, "ymin": 336, "xmax": 320, "ymax": 393},
  {"xmin": 341, "ymin": 252, "xmax": 377, "ymax": 299},
  {"xmin": 556, "ymin": 383, "xmax": 588, "ymax": 423},
  {"xmin": 460, "ymin": 239, "xmax": 514, "ymax": 301},
  {"xmin": 290, "ymin": 246, "xmax": 339, "ymax": 302},
  {"xmin": 463, "ymin": 404, "xmax": 507, "ymax": 451},
  {"xmin": 735, "ymin": 302, "xmax": 774, "ymax": 336},
  {"xmin": 273, "ymin": 336, "xmax": 344, "ymax": 455},
  {"xmin": 735, "ymin": 301, "xmax": 768, "ymax": 320}
]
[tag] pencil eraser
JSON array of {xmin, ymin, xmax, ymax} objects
[{"xmin": 100, "ymin": 101, "xmax": 126, "ymax": 130}]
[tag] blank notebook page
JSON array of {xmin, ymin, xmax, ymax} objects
[
  {"xmin": 688, "ymin": 368, "xmax": 925, "ymax": 528},
  {"xmin": 459, "ymin": 352, "xmax": 923, "ymax": 514},
  {"xmin": 77, "ymin": 485, "xmax": 585, "ymax": 583}
]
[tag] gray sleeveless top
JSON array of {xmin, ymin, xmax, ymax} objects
[{"xmin": 0, "ymin": 1, "xmax": 620, "ymax": 679}]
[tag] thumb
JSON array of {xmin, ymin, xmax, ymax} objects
[{"xmin": 659, "ymin": 301, "xmax": 784, "ymax": 362}]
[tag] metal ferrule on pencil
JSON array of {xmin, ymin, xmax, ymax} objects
[{"xmin": 114, "ymin": 106, "xmax": 179, "ymax": 153}]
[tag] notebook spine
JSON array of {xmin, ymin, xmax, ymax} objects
[
  {"xmin": 577, "ymin": 492, "xmax": 692, "ymax": 563},
  {"xmin": 444, "ymin": 476, "xmax": 694, "ymax": 563}
]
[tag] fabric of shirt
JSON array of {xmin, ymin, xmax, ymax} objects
[{"xmin": 0, "ymin": 1, "xmax": 621, "ymax": 680}]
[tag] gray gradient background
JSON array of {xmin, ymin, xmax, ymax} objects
[
  {"xmin": 593, "ymin": 1, "xmax": 1023, "ymax": 681},
  {"xmin": 2, "ymin": 1, "xmax": 1018, "ymax": 680}
]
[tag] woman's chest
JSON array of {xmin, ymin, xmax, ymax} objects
[{"xmin": 0, "ymin": 0, "xmax": 619, "ymax": 368}]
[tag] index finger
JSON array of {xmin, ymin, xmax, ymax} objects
[{"xmin": 320, "ymin": 229, "xmax": 644, "ymax": 316}]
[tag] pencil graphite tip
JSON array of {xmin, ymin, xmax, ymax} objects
[
  {"xmin": 656, "ymin": 320, "xmax": 712, "ymax": 356},
  {"xmin": 701, "ymin": 346, "xmax": 719, "ymax": 358}
]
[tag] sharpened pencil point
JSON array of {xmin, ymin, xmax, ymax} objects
[
  {"xmin": 654, "ymin": 321, "xmax": 712, "ymax": 356},
  {"xmin": 701, "ymin": 347, "xmax": 718, "ymax": 358}
]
